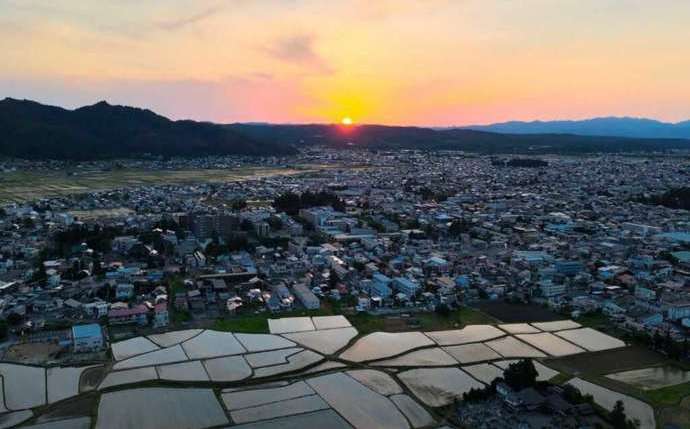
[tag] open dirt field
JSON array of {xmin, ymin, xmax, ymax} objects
[
  {"xmin": 545, "ymin": 346, "xmax": 666, "ymax": 376},
  {"xmin": 476, "ymin": 301, "xmax": 563, "ymax": 323},
  {"xmin": 0, "ymin": 165, "xmax": 327, "ymax": 204}
]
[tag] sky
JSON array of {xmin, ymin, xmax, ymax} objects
[{"xmin": 1, "ymin": 0, "xmax": 690, "ymax": 126}]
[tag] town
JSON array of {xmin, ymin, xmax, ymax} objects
[{"xmin": 0, "ymin": 149, "xmax": 689, "ymax": 428}]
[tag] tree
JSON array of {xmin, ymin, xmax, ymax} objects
[
  {"xmin": 267, "ymin": 216, "xmax": 283, "ymax": 231},
  {"xmin": 609, "ymin": 400, "xmax": 637, "ymax": 429},
  {"xmin": 503, "ymin": 359, "xmax": 538, "ymax": 391},
  {"xmin": 273, "ymin": 192, "xmax": 302, "ymax": 215},
  {"xmin": 652, "ymin": 330, "xmax": 663, "ymax": 350},
  {"xmin": 32, "ymin": 251, "xmax": 48, "ymax": 283},
  {"xmin": 22, "ymin": 217, "xmax": 35, "ymax": 229},
  {"xmin": 449, "ymin": 219, "xmax": 471, "ymax": 237},
  {"xmin": 562, "ymin": 384, "xmax": 584, "ymax": 404},
  {"xmin": 6, "ymin": 312, "xmax": 23, "ymax": 326},
  {"xmin": 435, "ymin": 303, "xmax": 451, "ymax": 317},
  {"xmin": 240, "ymin": 219, "xmax": 254, "ymax": 232},
  {"xmin": 92, "ymin": 256, "xmax": 104, "ymax": 276},
  {"xmin": 328, "ymin": 269, "xmax": 340, "ymax": 289},
  {"xmin": 231, "ymin": 199, "xmax": 247, "ymax": 211}
]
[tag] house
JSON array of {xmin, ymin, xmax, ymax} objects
[
  {"xmin": 72, "ymin": 324, "xmax": 104, "ymax": 353},
  {"xmin": 108, "ymin": 305, "xmax": 148, "ymax": 326},
  {"xmin": 393, "ymin": 277, "xmax": 420, "ymax": 297},
  {"xmin": 267, "ymin": 282, "xmax": 294, "ymax": 311},
  {"xmin": 115, "ymin": 283, "xmax": 134, "ymax": 300},
  {"xmin": 83, "ymin": 301, "xmax": 109, "ymax": 319},
  {"xmin": 371, "ymin": 273, "xmax": 393, "ymax": 298},
  {"xmin": 504, "ymin": 388, "xmax": 545, "ymax": 411},
  {"xmin": 153, "ymin": 303, "xmax": 169, "ymax": 328},
  {"xmin": 668, "ymin": 302, "xmax": 690, "ymax": 321},
  {"xmin": 539, "ymin": 280, "xmax": 566, "ymax": 298},
  {"xmin": 424, "ymin": 256, "xmax": 449, "ymax": 274},
  {"xmin": 554, "ymin": 260, "xmax": 583, "ymax": 276},
  {"xmin": 293, "ymin": 283, "xmax": 320, "ymax": 310}
]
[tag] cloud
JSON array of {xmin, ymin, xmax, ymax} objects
[
  {"xmin": 264, "ymin": 34, "xmax": 333, "ymax": 73},
  {"xmin": 157, "ymin": 5, "xmax": 222, "ymax": 31}
]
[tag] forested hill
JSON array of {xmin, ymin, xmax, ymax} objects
[
  {"xmin": 0, "ymin": 98, "xmax": 296, "ymax": 160},
  {"xmin": 228, "ymin": 123, "xmax": 690, "ymax": 154}
]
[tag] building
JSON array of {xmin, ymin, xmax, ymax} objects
[
  {"xmin": 72, "ymin": 324, "xmax": 104, "ymax": 353},
  {"xmin": 539, "ymin": 280, "xmax": 566, "ymax": 298},
  {"xmin": 191, "ymin": 214, "xmax": 239, "ymax": 239},
  {"xmin": 153, "ymin": 303, "xmax": 169, "ymax": 328},
  {"xmin": 393, "ymin": 277, "xmax": 420, "ymax": 297},
  {"xmin": 371, "ymin": 273, "xmax": 393, "ymax": 298},
  {"xmin": 668, "ymin": 302, "xmax": 690, "ymax": 321},
  {"xmin": 108, "ymin": 305, "xmax": 149, "ymax": 325},
  {"xmin": 115, "ymin": 283, "xmax": 134, "ymax": 300},
  {"xmin": 554, "ymin": 260, "xmax": 584, "ymax": 276},
  {"xmin": 293, "ymin": 283, "xmax": 320, "ymax": 310}
]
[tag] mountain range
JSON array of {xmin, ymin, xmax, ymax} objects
[
  {"xmin": 1, "ymin": 98, "xmax": 690, "ymax": 160},
  {"xmin": 463, "ymin": 117, "xmax": 690, "ymax": 139}
]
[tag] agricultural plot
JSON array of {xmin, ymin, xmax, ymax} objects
[
  {"xmin": 346, "ymin": 369, "xmax": 403, "ymax": 395},
  {"xmin": 398, "ymin": 367, "xmax": 484, "ymax": 407},
  {"xmin": 545, "ymin": 346, "xmax": 666, "ymax": 375},
  {"xmin": 606, "ymin": 366, "xmax": 690, "ymax": 390},
  {"xmin": 425, "ymin": 325, "xmax": 505, "ymax": 346},
  {"xmin": 0, "ymin": 317, "xmax": 657, "ymax": 429},
  {"xmin": 516, "ymin": 332, "xmax": 585, "ymax": 356},
  {"xmin": 0, "ymin": 166, "xmax": 322, "ymax": 204},
  {"xmin": 283, "ymin": 327, "xmax": 358, "ymax": 354},
  {"xmin": 307, "ymin": 372, "xmax": 412, "ymax": 429},
  {"xmin": 554, "ymin": 327, "xmax": 626, "ymax": 352},
  {"xmin": 463, "ymin": 363, "xmax": 505, "ymax": 384},
  {"xmin": 372, "ymin": 347, "xmax": 457, "ymax": 367},
  {"xmin": 46, "ymin": 366, "xmax": 95, "ymax": 403},
  {"xmin": 485, "ymin": 336, "xmax": 546, "ymax": 358},
  {"xmin": 567, "ymin": 378, "xmax": 655, "ymax": 429},
  {"xmin": 443, "ymin": 343, "xmax": 501, "ymax": 364},
  {"xmin": 95, "ymin": 388, "xmax": 228, "ymax": 429},
  {"xmin": 340, "ymin": 332, "xmax": 433, "ymax": 362}
]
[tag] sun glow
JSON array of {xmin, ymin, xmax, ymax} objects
[{"xmin": 341, "ymin": 117, "xmax": 353, "ymax": 125}]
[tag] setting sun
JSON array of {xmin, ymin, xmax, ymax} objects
[{"xmin": 341, "ymin": 117, "xmax": 353, "ymax": 125}]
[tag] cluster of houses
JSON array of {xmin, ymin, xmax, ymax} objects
[{"xmin": 0, "ymin": 149, "xmax": 689, "ymax": 356}]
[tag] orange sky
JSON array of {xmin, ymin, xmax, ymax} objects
[{"xmin": 2, "ymin": 0, "xmax": 690, "ymax": 125}]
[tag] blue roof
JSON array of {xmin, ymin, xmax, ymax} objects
[
  {"xmin": 394, "ymin": 277, "xmax": 418, "ymax": 288},
  {"xmin": 671, "ymin": 251, "xmax": 690, "ymax": 263},
  {"xmin": 373, "ymin": 273, "xmax": 392, "ymax": 283},
  {"xmin": 72, "ymin": 324, "xmax": 102, "ymax": 339},
  {"xmin": 656, "ymin": 232, "xmax": 690, "ymax": 244}
]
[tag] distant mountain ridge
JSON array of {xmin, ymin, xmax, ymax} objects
[
  {"xmin": 228, "ymin": 123, "xmax": 690, "ymax": 154},
  {"xmin": 463, "ymin": 117, "xmax": 690, "ymax": 139},
  {"xmin": 0, "ymin": 98, "xmax": 296, "ymax": 160},
  {"xmin": 1, "ymin": 98, "xmax": 690, "ymax": 160}
]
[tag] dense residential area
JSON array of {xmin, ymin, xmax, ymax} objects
[{"xmin": 0, "ymin": 149, "xmax": 689, "ymax": 428}]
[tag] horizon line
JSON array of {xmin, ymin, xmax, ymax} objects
[{"xmin": 3, "ymin": 96, "xmax": 690, "ymax": 128}]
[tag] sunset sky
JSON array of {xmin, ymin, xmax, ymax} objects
[{"xmin": 2, "ymin": 0, "xmax": 690, "ymax": 125}]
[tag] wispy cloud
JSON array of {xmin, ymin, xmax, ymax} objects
[
  {"xmin": 264, "ymin": 34, "xmax": 333, "ymax": 73},
  {"xmin": 157, "ymin": 5, "xmax": 222, "ymax": 31}
]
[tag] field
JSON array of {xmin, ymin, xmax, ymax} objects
[
  {"xmin": 0, "ymin": 165, "xmax": 328, "ymax": 204},
  {"xmin": 547, "ymin": 346, "xmax": 690, "ymax": 428},
  {"xmin": 476, "ymin": 301, "xmax": 563, "ymax": 323},
  {"xmin": 212, "ymin": 306, "xmax": 496, "ymax": 336},
  {"xmin": 213, "ymin": 308, "xmax": 333, "ymax": 334},
  {"xmin": 546, "ymin": 346, "xmax": 666, "ymax": 376}
]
